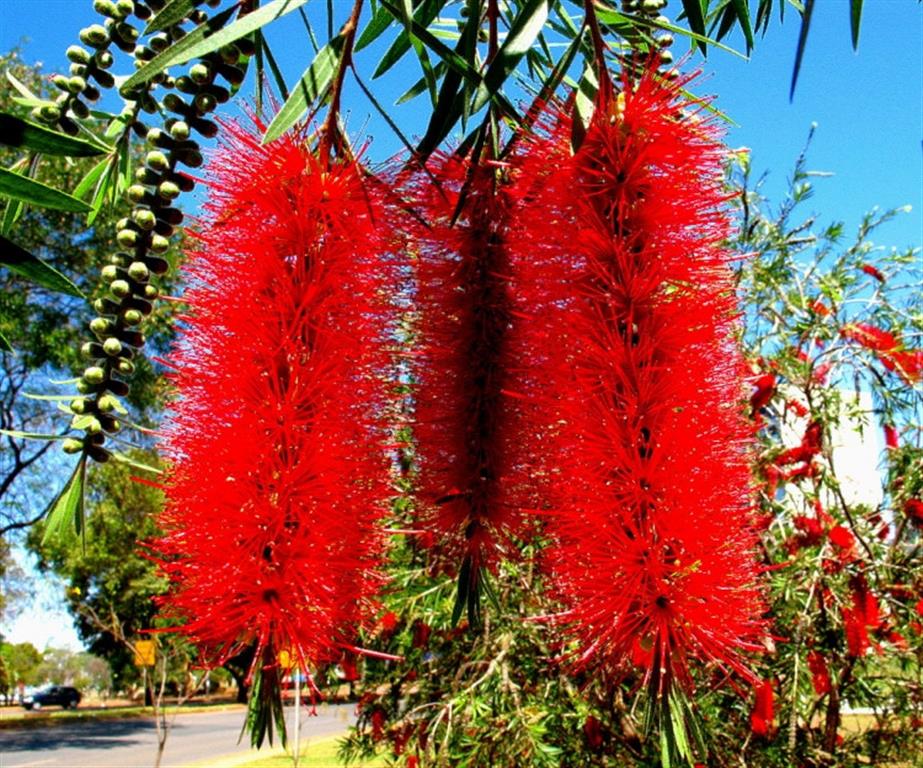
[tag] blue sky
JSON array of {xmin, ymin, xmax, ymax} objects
[{"xmin": 0, "ymin": 1, "xmax": 920, "ymax": 651}]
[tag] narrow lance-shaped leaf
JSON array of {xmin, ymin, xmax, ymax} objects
[
  {"xmin": 850, "ymin": 0, "xmax": 863, "ymax": 50},
  {"xmin": 0, "ymin": 234, "xmax": 85, "ymax": 297},
  {"xmin": 42, "ymin": 455, "xmax": 87, "ymax": 543},
  {"xmin": 790, "ymin": 0, "xmax": 815, "ymax": 100},
  {"xmin": 262, "ymin": 34, "xmax": 345, "ymax": 144},
  {"xmin": 472, "ymin": 0, "xmax": 550, "ymax": 113},
  {"xmin": 372, "ymin": 0, "xmax": 445, "ymax": 78},
  {"xmin": 0, "ymin": 113, "xmax": 110, "ymax": 157},
  {"xmin": 144, "ymin": 0, "xmax": 201, "ymax": 33},
  {"xmin": 680, "ymin": 0, "xmax": 708, "ymax": 54},
  {"xmin": 0, "ymin": 167, "xmax": 92, "ymax": 213},
  {"xmin": 730, "ymin": 0, "xmax": 755, "ymax": 53}
]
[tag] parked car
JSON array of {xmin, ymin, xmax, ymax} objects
[{"xmin": 21, "ymin": 685, "xmax": 81, "ymax": 710}]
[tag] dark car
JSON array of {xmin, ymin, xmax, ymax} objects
[{"xmin": 22, "ymin": 685, "xmax": 81, "ymax": 710}]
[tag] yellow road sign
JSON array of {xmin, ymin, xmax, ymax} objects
[{"xmin": 133, "ymin": 639, "xmax": 156, "ymax": 667}]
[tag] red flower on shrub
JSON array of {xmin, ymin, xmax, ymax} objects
[
  {"xmin": 904, "ymin": 498, "xmax": 923, "ymax": 527},
  {"xmin": 750, "ymin": 679, "xmax": 775, "ymax": 736},
  {"xmin": 154, "ymin": 121, "xmax": 394, "ymax": 684},
  {"xmin": 860, "ymin": 263, "xmax": 886, "ymax": 282},
  {"xmin": 807, "ymin": 651, "xmax": 831, "ymax": 696},
  {"xmin": 412, "ymin": 156, "xmax": 540, "ymax": 611},
  {"xmin": 840, "ymin": 323, "xmax": 922, "ymax": 383},
  {"xmin": 515, "ymin": 65, "xmax": 766, "ymax": 699}
]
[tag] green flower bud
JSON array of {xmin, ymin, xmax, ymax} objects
[
  {"xmin": 91, "ymin": 69, "xmax": 115, "ymax": 88},
  {"xmin": 93, "ymin": 0, "xmax": 119, "ymax": 17},
  {"xmin": 95, "ymin": 50, "xmax": 114, "ymax": 68},
  {"xmin": 76, "ymin": 380, "xmax": 91, "ymax": 394},
  {"xmin": 143, "ymin": 284, "xmax": 158, "ymax": 299},
  {"xmin": 90, "ymin": 317, "xmax": 111, "ymax": 335},
  {"xmin": 133, "ymin": 209, "xmax": 156, "ymax": 230},
  {"xmin": 38, "ymin": 104, "xmax": 62, "ymax": 123},
  {"xmin": 82, "ymin": 84, "xmax": 101, "ymax": 102},
  {"xmin": 52, "ymin": 74, "xmax": 70, "ymax": 91},
  {"xmin": 150, "ymin": 234, "xmax": 170, "ymax": 253},
  {"xmin": 87, "ymin": 445, "xmax": 111, "ymax": 463},
  {"xmin": 134, "ymin": 167, "xmax": 159, "ymax": 185},
  {"xmin": 128, "ymin": 261, "xmax": 150, "ymax": 281},
  {"xmin": 117, "ymin": 229, "xmax": 139, "ymax": 248},
  {"xmin": 66, "ymin": 45, "xmax": 91, "ymax": 64},
  {"xmin": 70, "ymin": 398, "xmax": 87, "ymax": 414},
  {"xmin": 84, "ymin": 416, "xmax": 103, "ymax": 434},
  {"xmin": 62, "ymin": 438, "xmax": 85, "ymax": 454},
  {"xmin": 102, "ymin": 418, "xmax": 121, "ymax": 434},
  {"xmin": 127, "ymin": 184, "xmax": 148, "ymax": 204},
  {"xmin": 110, "ymin": 279, "xmax": 131, "ymax": 298},
  {"xmin": 103, "ymin": 337, "xmax": 123, "ymax": 356},
  {"xmin": 116, "ymin": 217, "xmax": 132, "ymax": 230},
  {"xmin": 158, "ymin": 180, "xmax": 181, "ymax": 200},
  {"xmin": 81, "ymin": 341, "xmax": 98, "ymax": 358},
  {"xmin": 101, "ymin": 264, "xmax": 119, "ymax": 281},
  {"xmin": 98, "ymin": 394, "xmax": 119, "ymax": 412},
  {"xmin": 69, "ymin": 63, "xmax": 86, "ymax": 77},
  {"xmin": 659, "ymin": 49, "xmax": 674, "ymax": 66},
  {"xmin": 219, "ymin": 44, "xmax": 240, "ymax": 64},
  {"xmin": 110, "ymin": 253, "xmax": 128, "ymax": 266},
  {"xmin": 193, "ymin": 92, "xmax": 216, "ymax": 114},
  {"xmin": 169, "ymin": 120, "xmax": 190, "ymax": 141},
  {"xmin": 79, "ymin": 25, "xmax": 109, "ymax": 47},
  {"xmin": 177, "ymin": 148, "xmax": 203, "ymax": 168},
  {"xmin": 122, "ymin": 309, "xmax": 143, "ymax": 326},
  {"xmin": 115, "ymin": 0, "xmax": 134, "ymax": 16},
  {"xmin": 189, "ymin": 62, "xmax": 211, "ymax": 84},
  {"xmin": 117, "ymin": 358, "xmax": 136, "ymax": 374},
  {"xmin": 67, "ymin": 76, "xmax": 87, "ymax": 93},
  {"xmin": 146, "ymin": 150, "xmax": 170, "ymax": 172},
  {"xmin": 115, "ymin": 22, "xmax": 139, "ymax": 43},
  {"xmin": 84, "ymin": 366, "xmax": 106, "ymax": 385}
]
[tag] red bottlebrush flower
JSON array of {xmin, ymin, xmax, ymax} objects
[
  {"xmin": 807, "ymin": 651, "xmax": 831, "ymax": 696},
  {"xmin": 750, "ymin": 679, "xmax": 775, "ymax": 736},
  {"xmin": 154, "ymin": 121, "xmax": 394, "ymax": 704},
  {"xmin": 905, "ymin": 498, "xmax": 923, "ymax": 527},
  {"xmin": 411, "ymin": 155, "xmax": 539, "ymax": 618},
  {"xmin": 793, "ymin": 515, "xmax": 826, "ymax": 548},
  {"xmin": 412, "ymin": 620, "xmax": 432, "ymax": 649},
  {"xmin": 750, "ymin": 373, "xmax": 776, "ymax": 423},
  {"xmin": 840, "ymin": 323, "xmax": 922, "ymax": 384},
  {"xmin": 883, "ymin": 424, "xmax": 900, "ymax": 450},
  {"xmin": 787, "ymin": 398, "xmax": 808, "ymax": 418},
  {"xmin": 843, "ymin": 608, "xmax": 870, "ymax": 657},
  {"xmin": 810, "ymin": 299, "xmax": 831, "ymax": 317},
  {"xmin": 514, "ymin": 66, "xmax": 766, "ymax": 699},
  {"xmin": 583, "ymin": 715, "xmax": 604, "ymax": 750},
  {"xmin": 860, "ymin": 263, "xmax": 886, "ymax": 282},
  {"xmin": 775, "ymin": 419, "xmax": 823, "ymax": 468},
  {"xmin": 829, "ymin": 525, "xmax": 856, "ymax": 557},
  {"xmin": 370, "ymin": 709, "xmax": 386, "ymax": 742}
]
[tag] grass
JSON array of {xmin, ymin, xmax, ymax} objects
[
  {"xmin": 230, "ymin": 736, "xmax": 385, "ymax": 768},
  {"xmin": 0, "ymin": 700, "xmax": 243, "ymax": 729}
]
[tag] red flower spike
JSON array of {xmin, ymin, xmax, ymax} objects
[
  {"xmin": 905, "ymin": 499, "xmax": 923, "ymax": 527},
  {"xmin": 513, "ymin": 66, "xmax": 766, "ymax": 700},
  {"xmin": 807, "ymin": 651, "xmax": 831, "ymax": 696},
  {"xmin": 840, "ymin": 323, "xmax": 922, "ymax": 384},
  {"xmin": 411, "ymin": 156, "xmax": 540, "ymax": 621},
  {"xmin": 884, "ymin": 424, "xmax": 900, "ymax": 450},
  {"xmin": 860, "ymin": 263, "xmax": 886, "ymax": 282},
  {"xmin": 153, "ymin": 121, "xmax": 395, "ymax": 709},
  {"xmin": 750, "ymin": 679, "xmax": 775, "ymax": 736}
]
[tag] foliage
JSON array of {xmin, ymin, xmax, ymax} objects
[
  {"xmin": 0, "ymin": 640, "xmax": 42, "ymax": 688},
  {"xmin": 332, "ymin": 146, "xmax": 923, "ymax": 767},
  {"xmin": 26, "ymin": 449, "xmax": 178, "ymax": 690}
]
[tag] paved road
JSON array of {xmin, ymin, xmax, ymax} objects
[{"xmin": 0, "ymin": 703, "xmax": 355, "ymax": 768}]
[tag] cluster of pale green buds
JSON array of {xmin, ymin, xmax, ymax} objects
[
  {"xmin": 50, "ymin": 0, "xmax": 249, "ymax": 462},
  {"xmin": 621, "ymin": 0, "xmax": 676, "ymax": 74}
]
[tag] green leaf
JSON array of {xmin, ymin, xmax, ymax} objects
[
  {"xmin": 680, "ymin": 0, "xmax": 708, "ymax": 54},
  {"xmin": 0, "ymin": 113, "xmax": 109, "ymax": 157},
  {"xmin": 144, "ymin": 0, "xmax": 201, "ymax": 33},
  {"xmin": 730, "ymin": 0, "xmax": 755, "ymax": 52},
  {"xmin": 122, "ymin": 4, "xmax": 238, "ymax": 91},
  {"xmin": 110, "ymin": 452, "xmax": 163, "ymax": 475},
  {"xmin": 0, "ymin": 428, "xmax": 65, "ymax": 440},
  {"xmin": 42, "ymin": 455, "xmax": 87, "ymax": 543},
  {"xmin": 72, "ymin": 157, "xmax": 110, "ymax": 201},
  {"xmin": 849, "ymin": 0, "xmax": 863, "ymax": 50},
  {"xmin": 0, "ymin": 235, "xmax": 84, "ymax": 297},
  {"xmin": 372, "ymin": 0, "xmax": 444, "ymax": 78},
  {"xmin": 638, "ymin": 15, "xmax": 746, "ymax": 59},
  {"xmin": 789, "ymin": 0, "xmax": 815, "ymax": 100},
  {"xmin": 354, "ymin": 1, "xmax": 395, "ymax": 51},
  {"xmin": 261, "ymin": 34, "xmax": 345, "ymax": 144},
  {"xmin": 0, "ymin": 328, "xmax": 11, "ymax": 353},
  {"xmin": 0, "ymin": 168, "xmax": 91, "ymax": 213},
  {"xmin": 472, "ymin": 0, "xmax": 550, "ymax": 113}
]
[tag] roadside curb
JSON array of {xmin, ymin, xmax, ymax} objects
[{"xmin": 0, "ymin": 702, "xmax": 247, "ymax": 731}]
